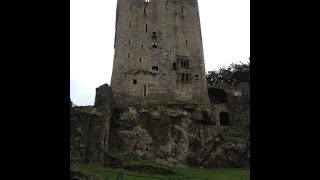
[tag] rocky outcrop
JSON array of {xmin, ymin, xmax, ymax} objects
[
  {"xmin": 70, "ymin": 82, "xmax": 249, "ymax": 169},
  {"xmin": 171, "ymin": 125, "xmax": 189, "ymax": 164},
  {"xmin": 116, "ymin": 126, "xmax": 153, "ymax": 157}
]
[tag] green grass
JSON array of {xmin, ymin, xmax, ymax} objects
[{"xmin": 71, "ymin": 154, "xmax": 249, "ymax": 180}]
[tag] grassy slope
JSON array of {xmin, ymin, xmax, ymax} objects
[{"xmin": 71, "ymin": 154, "xmax": 249, "ymax": 180}]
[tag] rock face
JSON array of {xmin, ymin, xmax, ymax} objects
[
  {"xmin": 117, "ymin": 126, "xmax": 152, "ymax": 156},
  {"xmin": 70, "ymin": 82, "xmax": 249, "ymax": 169},
  {"xmin": 70, "ymin": 84, "xmax": 113, "ymax": 165},
  {"xmin": 108, "ymin": 104, "xmax": 216, "ymax": 167},
  {"xmin": 107, "ymin": 82, "xmax": 250, "ymax": 168}
]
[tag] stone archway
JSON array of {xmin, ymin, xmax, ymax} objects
[{"xmin": 219, "ymin": 111, "xmax": 230, "ymax": 126}]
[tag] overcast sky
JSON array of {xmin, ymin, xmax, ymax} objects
[{"xmin": 70, "ymin": 0, "xmax": 250, "ymax": 106}]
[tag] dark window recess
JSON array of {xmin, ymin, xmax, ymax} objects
[
  {"xmin": 144, "ymin": 9, "xmax": 146, "ymax": 15},
  {"xmin": 128, "ymin": 40, "xmax": 130, "ymax": 44},
  {"xmin": 220, "ymin": 112, "xmax": 230, "ymax": 126},
  {"xmin": 173, "ymin": 63, "xmax": 177, "ymax": 70},
  {"xmin": 140, "ymin": 58, "xmax": 141, "ymax": 62},
  {"xmin": 133, "ymin": 79, "xmax": 137, "ymax": 84},
  {"xmin": 152, "ymin": 66, "xmax": 158, "ymax": 71},
  {"xmin": 128, "ymin": 53, "xmax": 130, "ymax": 58},
  {"xmin": 208, "ymin": 88, "xmax": 228, "ymax": 103},
  {"xmin": 130, "ymin": 4, "xmax": 132, "ymax": 11},
  {"xmin": 195, "ymin": 74, "xmax": 199, "ymax": 80},
  {"xmin": 129, "ymin": 21, "xmax": 131, "ymax": 28},
  {"xmin": 179, "ymin": 74, "xmax": 191, "ymax": 83},
  {"xmin": 179, "ymin": 60, "xmax": 190, "ymax": 68},
  {"xmin": 152, "ymin": 32, "xmax": 157, "ymax": 38},
  {"xmin": 142, "ymin": 45, "xmax": 144, "ymax": 49},
  {"xmin": 143, "ymin": 85, "xmax": 147, "ymax": 97},
  {"xmin": 186, "ymin": 40, "xmax": 188, "ymax": 46},
  {"xmin": 146, "ymin": 24, "xmax": 148, "ymax": 32},
  {"xmin": 152, "ymin": 43, "xmax": 157, "ymax": 48}
]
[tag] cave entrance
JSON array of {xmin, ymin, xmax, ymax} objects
[{"xmin": 219, "ymin": 112, "xmax": 230, "ymax": 126}]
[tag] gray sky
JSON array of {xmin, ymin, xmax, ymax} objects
[{"xmin": 70, "ymin": 0, "xmax": 250, "ymax": 106}]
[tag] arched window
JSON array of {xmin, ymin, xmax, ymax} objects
[
  {"xmin": 152, "ymin": 66, "xmax": 158, "ymax": 71},
  {"xmin": 219, "ymin": 112, "xmax": 230, "ymax": 126}
]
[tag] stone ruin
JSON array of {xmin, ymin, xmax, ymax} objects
[{"xmin": 70, "ymin": 82, "xmax": 250, "ymax": 168}]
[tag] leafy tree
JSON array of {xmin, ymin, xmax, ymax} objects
[{"xmin": 207, "ymin": 61, "xmax": 250, "ymax": 86}]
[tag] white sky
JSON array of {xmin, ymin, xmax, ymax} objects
[{"xmin": 70, "ymin": 0, "xmax": 250, "ymax": 106}]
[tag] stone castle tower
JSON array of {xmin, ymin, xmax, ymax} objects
[{"xmin": 111, "ymin": 0, "xmax": 210, "ymax": 105}]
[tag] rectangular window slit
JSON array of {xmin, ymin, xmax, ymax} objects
[
  {"xmin": 143, "ymin": 85, "xmax": 147, "ymax": 97},
  {"xmin": 173, "ymin": 63, "xmax": 177, "ymax": 70}
]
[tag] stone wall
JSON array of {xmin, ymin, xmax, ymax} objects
[
  {"xmin": 111, "ymin": 0, "xmax": 210, "ymax": 106},
  {"xmin": 70, "ymin": 84, "xmax": 113, "ymax": 165}
]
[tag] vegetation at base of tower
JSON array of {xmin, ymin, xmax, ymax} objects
[
  {"xmin": 207, "ymin": 61, "xmax": 250, "ymax": 86},
  {"xmin": 71, "ymin": 157, "xmax": 250, "ymax": 180}
]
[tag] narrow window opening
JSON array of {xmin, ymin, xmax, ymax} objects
[
  {"xmin": 140, "ymin": 58, "xmax": 141, "ymax": 62},
  {"xmin": 195, "ymin": 74, "xmax": 199, "ymax": 80},
  {"xmin": 146, "ymin": 24, "xmax": 148, "ymax": 32},
  {"xmin": 152, "ymin": 66, "xmax": 158, "ymax": 71},
  {"xmin": 143, "ymin": 85, "xmax": 147, "ymax": 97},
  {"xmin": 133, "ymin": 79, "xmax": 137, "ymax": 84},
  {"xmin": 180, "ymin": 61, "xmax": 183, "ymax": 67},
  {"xmin": 128, "ymin": 53, "xmax": 130, "ymax": 58},
  {"xmin": 170, "ymin": 48, "xmax": 171, "ymax": 53},
  {"xmin": 186, "ymin": 40, "xmax": 188, "ymax": 46},
  {"xmin": 173, "ymin": 63, "xmax": 177, "ymax": 70},
  {"xmin": 129, "ymin": 21, "xmax": 131, "ymax": 28},
  {"xmin": 130, "ymin": 4, "xmax": 132, "ymax": 11},
  {"xmin": 144, "ymin": 9, "xmax": 146, "ymax": 15},
  {"xmin": 128, "ymin": 40, "xmax": 130, "ymax": 44},
  {"xmin": 142, "ymin": 45, "xmax": 144, "ymax": 49}
]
